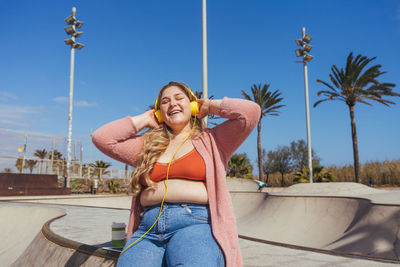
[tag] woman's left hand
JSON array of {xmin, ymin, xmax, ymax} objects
[{"xmin": 195, "ymin": 99, "xmax": 211, "ymax": 119}]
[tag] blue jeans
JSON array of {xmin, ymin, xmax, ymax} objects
[{"xmin": 117, "ymin": 203, "xmax": 225, "ymax": 267}]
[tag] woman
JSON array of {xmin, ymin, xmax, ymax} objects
[{"xmin": 92, "ymin": 81, "xmax": 260, "ymax": 266}]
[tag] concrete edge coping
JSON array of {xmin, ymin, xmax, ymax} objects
[
  {"xmin": 41, "ymin": 212, "xmax": 120, "ymax": 261},
  {"xmin": 231, "ymin": 191, "xmax": 400, "ymax": 207},
  {"xmin": 238, "ymin": 235, "xmax": 400, "ymax": 264}
]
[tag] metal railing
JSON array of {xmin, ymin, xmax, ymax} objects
[{"xmin": 0, "ymin": 156, "xmax": 131, "ymax": 180}]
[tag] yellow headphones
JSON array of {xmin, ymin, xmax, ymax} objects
[{"xmin": 154, "ymin": 86, "xmax": 199, "ymax": 123}]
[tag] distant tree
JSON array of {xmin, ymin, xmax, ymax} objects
[
  {"xmin": 314, "ymin": 52, "xmax": 399, "ymax": 183},
  {"xmin": 108, "ymin": 180, "xmax": 120, "ymax": 194},
  {"xmin": 194, "ymin": 90, "xmax": 203, "ymax": 99},
  {"xmin": 227, "ymin": 153, "xmax": 253, "ymax": 179},
  {"xmin": 290, "ymin": 139, "xmax": 321, "ymax": 171},
  {"xmin": 26, "ymin": 159, "xmax": 38, "ymax": 174},
  {"xmin": 2, "ymin": 168, "xmax": 12, "ymax": 173},
  {"xmin": 242, "ymin": 84, "xmax": 285, "ymax": 183},
  {"xmin": 262, "ymin": 149, "xmax": 275, "ymax": 184},
  {"xmin": 34, "ymin": 149, "xmax": 47, "ymax": 174},
  {"xmin": 267, "ymin": 146, "xmax": 293, "ymax": 187},
  {"xmin": 15, "ymin": 158, "xmax": 25, "ymax": 173},
  {"xmin": 48, "ymin": 149, "xmax": 64, "ymax": 174}
]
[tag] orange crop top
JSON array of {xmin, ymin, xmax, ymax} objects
[{"xmin": 140, "ymin": 149, "xmax": 206, "ymax": 186}]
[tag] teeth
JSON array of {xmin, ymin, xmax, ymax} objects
[{"xmin": 169, "ymin": 111, "xmax": 180, "ymax": 115}]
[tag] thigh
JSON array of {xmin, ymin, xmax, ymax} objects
[
  {"xmin": 165, "ymin": 224, "xmax": 225, "ymax": 267},
  {"xmin": 117, "ymin": 234, "xmax": 165, "ymax": 267}
]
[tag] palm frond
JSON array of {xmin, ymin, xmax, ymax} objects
[
  {"xmin": 242, "ymin": 83, "xmax": 285, "ymax": 119},
  {"xmin": 316, "ymin": 79, "xmax": 336, "ymax": 92},
  {"xmin": 241, "ymin": 90, "xmax": 251, "ymax": 100},
  {"xmin": 316, "ymin": 52, "xmax": 399, "ymax": 109},
  {"xmin": 314, "ymin": 98, "xmax": 335, "ymax": 107}
]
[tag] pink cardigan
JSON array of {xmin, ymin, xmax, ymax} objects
[{"xmin": 92, "ymin": 97, "xmax": 260, "ymax": 267}]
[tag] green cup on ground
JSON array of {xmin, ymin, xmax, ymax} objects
[{"xmin": 112, "ymin": 222, "xmax": 126, "ymax": 249}]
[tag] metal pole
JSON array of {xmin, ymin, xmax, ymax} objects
[
  {"xmin": 80, "ymin": 142, "xmax": 83, "ymax": 163},
  {"xmin": 21, "ymin": 134, "xmax": 27, "ymax": 174},
  {"xmin": 202, "ymin": 0, "xmax": 208, "ymax": 126},
  {"xmin": 302, "ymin": 27, "xmax": 313, "ymax": 183},
  {"xmin": 73, "ymin": 140, "xmax": 76, "ymax": 160},
  {"xmin": 66, "ymin": 7, "xmax": 76, "ymax": 188},
  {"xmin": 90, "ymin": 128, "xmax": 93, "ymax": 164},
  {"xmin": 50, "ymin": 137, "xmax": 54, "ymax": 174}
]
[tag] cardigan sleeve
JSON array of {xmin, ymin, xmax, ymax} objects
[
  {"xmin": 209, "ymin": 97, "xmax": 260, "ymax": 165},
  {"xmin": 91, "ymin": 116, "xmax": 145, "ymax": 167}
]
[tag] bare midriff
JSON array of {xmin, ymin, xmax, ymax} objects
[{"xmin": 140, "ymin": 179, "xmax": 209, "ymax": 207}]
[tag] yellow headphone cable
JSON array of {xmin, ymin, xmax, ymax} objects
[{"xmin": 118, "ymin": 114, "xmax": 197, "ymax": 259}]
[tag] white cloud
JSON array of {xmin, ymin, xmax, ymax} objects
[
  {"xmin": 53, "ymin": 96, "xmax": 68, "ymax": 103},
  {"xmin": 0, "ymin": 91, "xmax": 18, "ymax": 101},
  {"xmin": 75, "ymin": 100, "xmax": 98, "ymax": 107},
  {"xmin": 53, "ymin": 96, "xmax": 97, "ymax": 107},
  {"xmin": 0, "ymin": 104, "xmax": 41, "ymax": 127}
]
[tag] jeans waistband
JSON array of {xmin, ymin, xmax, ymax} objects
[{"xmin": 143, "ymin": 202, "xmax": 209, "ymax": 211}]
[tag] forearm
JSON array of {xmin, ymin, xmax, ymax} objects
[
  {"xmin": 209, "ymin": 98, "xmax": 261, "ymax": 163},
  {"xmin": 130, "ymin": 113, "xmax": 151, "ymax": 132},
  {"xmin": 208, "ymin": 99, "xmax": 222, "ymax": 116},
  {"xmin": 92, "ymin": 116, "xmax": 144, "ymax": 166}
]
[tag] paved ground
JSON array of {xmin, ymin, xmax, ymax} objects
[{"xmin": 1, "ymin": 181, "xmax": 400, "ymax": 266}]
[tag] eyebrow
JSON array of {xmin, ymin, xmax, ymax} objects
[{"xmin": 161, "ymin": 93, "xmax": 185, "ymax": 101}]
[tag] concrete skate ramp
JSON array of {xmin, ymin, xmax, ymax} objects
[
  {"xmin": 0, "ymin": 205, "xmax": 65, "ymax": 266},
  {"xmin": 3, "ymin": 181, "xmax": 400, "ymax": 265},
  {"xmin": 0, "ymin": 204, "xmax": 118, "ymax": 266},
  {"xmin": 232, "ymin": 183, "xmax": 400, "ymax": 261}
]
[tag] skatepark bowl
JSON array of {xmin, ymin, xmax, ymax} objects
[{"xmin": 1, "ymin": 179, "xmax": 400, "ymax": 266}]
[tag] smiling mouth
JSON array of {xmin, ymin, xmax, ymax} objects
[{"xmin": 168, "ymin": 110, "xmax": 182, "ymax": 116}]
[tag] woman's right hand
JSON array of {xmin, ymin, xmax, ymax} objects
[
  {"xmin": 130, "ymin": 110, "xmax": 162, "ymax": 131},
  {"xmin": 144, "ymin": 110, "xmax": 162, "ymax": 129}
]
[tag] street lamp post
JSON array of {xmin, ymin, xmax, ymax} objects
[
  {"xmin": 202, "ymin": 0, "xmax": 208, "ymax": 126},
  {"xmin": 64, "ymin": 7, "xmax": 84, "ymax": 188},
  {"xmin": 295, "ymin": 27, "xmax": 313, "ymax": 183}
]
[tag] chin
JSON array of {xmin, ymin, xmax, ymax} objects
[{"xmin": 165, "ymin": 119, "xmax": 190, "ymax": 129}]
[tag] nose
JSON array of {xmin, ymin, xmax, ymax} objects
[{"xmin": 169, "ymin": 98, "xmax": 178, "ymax": 107}]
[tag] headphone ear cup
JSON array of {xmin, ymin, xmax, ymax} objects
[
  {"xmin": 154, "ymin": 110, "xmax": 163, "ymax": 123},
  {"xmin": 190, "ymin": 101, "xmax": 199, "ymax": 116}
]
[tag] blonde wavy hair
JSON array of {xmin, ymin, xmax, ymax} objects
[{"xmin": 130, "ymin": 81, "xmax": 205, "ymax": 196}]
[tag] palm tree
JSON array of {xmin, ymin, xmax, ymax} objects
[
  {"xmin": 34, "ymin": 149, "xmax": 47, "ymax": 174},
  {"xmin": 15, "ymin": 158, "xmax": 25, "ymax": 173},
  {"xmin": 2, "ymin": 168, "xmax": 12, "ymax": 173},
  {"xmin": 314, "ymin": 52, "xmax": 399, "ymax": 183},
  {"xmin": 227, "ymin": 153, "xmax": 253, "ymax": 178},
  {"xmin": 293, "ymin": 165, "xmax": 333, "ymax": 183},
  {"xmin": 89, "ymin": 160, "xmax": 111, "ymax": 180},
  {"xmin": 26, "ymin": 159, "xmax": 38, "ymax": 174},
  {"xmin": 242, "ymin": 84, "xmax": 285, "ymax": 182},
  {"xmin": 48, "ymin": 149, "xmax": 63, "ymax": 174}
]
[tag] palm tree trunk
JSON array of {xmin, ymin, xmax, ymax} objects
[
  {"xmin": 281, "ymin": 172, "xmax": 284, "ymax": 187},
  {"xmin": 257, "ymin": 121, "xmax": 264, "ymax": 182},
  {"xmin": 349, "ymin": 105, "xmax": 360, "ymax": 183}
]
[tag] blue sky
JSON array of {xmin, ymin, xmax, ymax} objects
[{"xmin": 1, "ymin": 0, "xmax": 399, "ymax": 171}]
